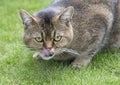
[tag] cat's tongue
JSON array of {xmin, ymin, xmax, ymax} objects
[{"xmin": 42, "ymin": 49, "xmax": 53, "ymax": 57}]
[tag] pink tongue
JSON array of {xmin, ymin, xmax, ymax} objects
[{"xmin": 42, "ymin": 49, "xmax": 51, "ymax": 57}]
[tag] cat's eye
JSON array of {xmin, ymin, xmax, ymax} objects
[
  {"xmin": 35, "ymin": 37, "xmax": 43, "ymax": 42},
  {"xmin": 54, "ymin": 35, "xmax": 62, "ymax": 42}
]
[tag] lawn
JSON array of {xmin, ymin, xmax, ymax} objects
[{"xmin": 0, "ymin": 0, "xmax": 120, "ymax": 85}]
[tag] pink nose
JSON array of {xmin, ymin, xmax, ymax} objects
[{"xmin": 42, "ymin": 49, "xmax": 54, "ymax": 57}]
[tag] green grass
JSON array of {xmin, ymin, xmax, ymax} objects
[{"xmin": 0, "ymin": 0, "xmax": 120, "ymax": 85}]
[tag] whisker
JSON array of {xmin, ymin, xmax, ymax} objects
[
  {"xmin": 62, "ymin": 48, "xmax": 80, "ymax": 56},
  {"xmin": 28, "ymin": 47, "xmax": 35, "ymax": 50}
]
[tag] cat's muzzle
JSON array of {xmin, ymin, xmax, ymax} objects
[{"xmin": 40, "ymin": 48, "xmax": 55, "ymax": 60}]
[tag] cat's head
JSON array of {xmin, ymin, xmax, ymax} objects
[{"xmin": 19, "ymin": 6, "xmax": 74, "ymax": 60}]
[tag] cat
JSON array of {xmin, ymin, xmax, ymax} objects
[{"xmin": 19, "ymin": 0, "xmax": 120, "ymax": 68}]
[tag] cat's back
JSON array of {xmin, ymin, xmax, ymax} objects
[
  {"xmin": 52, "ymin": 0, "xmax": 117, "ymax": 7},
  {"xmin": 51, "ymin": 0, "xmax": 117, "ymax": 21}
]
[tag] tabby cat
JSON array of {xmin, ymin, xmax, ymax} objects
[{"xmin": 19, "ymin": 0, "xmax": 120, "ymax": 68}]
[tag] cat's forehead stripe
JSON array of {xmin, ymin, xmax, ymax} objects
[
  {"xmin": 38, "ymin": 10, "xmax": 55, "ymax": 32},
  {"xmin": 38, "ymin": 11, "xmax": 55, "ymax": 38}
]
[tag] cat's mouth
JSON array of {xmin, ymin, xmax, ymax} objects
[
  {"xmin": 40, "ymin": 48, "xmax": 55, "ymax": 60},
  {"xmin": 39, "ymin": 48, "xmax": 80, "ymax": 60}
]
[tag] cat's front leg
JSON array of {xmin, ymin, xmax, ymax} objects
[
  {"xmin": 71, "ymin": 55, "xmax": 92, "ymax": 68},
  {"xmin": 33, "ymin": 52, "xmax": 42, "ymax": 61}
]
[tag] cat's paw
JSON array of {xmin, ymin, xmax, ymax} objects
[
  {"xmin": 71, "ymin": 57, "xmax": 91, "ymax": 69},
  {"xmin": 33, "ymin": 52, "xmax": 41, "ymax": 61},
  {"xmin": 71, "ymin": 62, "xmax": 86, "ymax": 69}
]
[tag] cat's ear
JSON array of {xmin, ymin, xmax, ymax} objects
[
  {"xmin": 60, "ymin": 6, "xmax": 74, "ymax": 20},
  {"xmin": 19, "ymin": 9, "xmax": 38, "ymax": 27},
  {"xmin": 54, "ymin": 6, "xmax": 74, "ymax": 21}
]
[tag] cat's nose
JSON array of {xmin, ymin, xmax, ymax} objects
[{"xmin": 44, "ymin": 41, "xmax": 53, "ymax": 49}]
